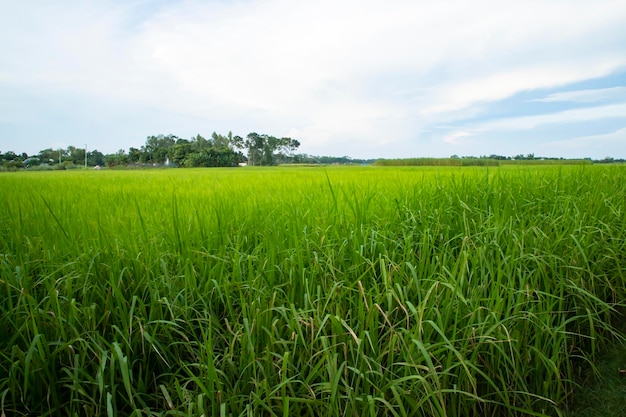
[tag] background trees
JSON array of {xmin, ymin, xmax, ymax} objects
[
  {"xmin": 133, "ymin": 132, "xmax": 246, "ymax": 167},
  {"xmin": 1, "ymin": 151, "xmax": 24, "ymax": 170},
  {"xmin": 126, "ymin": 131, "xmax": 300, "ymax": 167},
  {"xmin": 3, "ymin": 130, "xmax": 304, "ymax": 170},
  {"xmin": 244, "ymin": 133, "xmax": 300, "ymax": 166}
]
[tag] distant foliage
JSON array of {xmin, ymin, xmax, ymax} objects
[
  {"xmin": 375, "ymin": 157, "xmax": 593, "ymax": 166},
  {"xmin": 1, "ymin": 145, "xmax": 619, "ymax": 171},
  {"xmin": 183, "ymin": 148, "xmax": 243, "ymax": 167},
  {"xmin": 375, "ymin": 157, "xmax": 499, "ymax": 166},
  {"xmin": 244, "ymin": 133, "xmax": 300, "ymax": 166}
]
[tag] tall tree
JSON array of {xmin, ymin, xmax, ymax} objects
[
  {"xmin": 194, "ymin": 134, "xmax": 209, "ymax": 150},
  {"xmin": 128, "ymin": 147, "xmax": 142, "ymax": 163},
  {"xmin": 230, "ymin": 135, "xmax": 245, "ymax": 152},
  {"xmin": 145, "ymin": 134, "xmax": 176, "ymax": 163},
  {"xmin": 88, "ymin": 150, "xmax": 105, "ymax": 166},
  {"xmin": 244, "ymin": 133, "xmax": 301, "ymax": 165},
  {"xmin": 245, "ymin": 132, "xmax": 264, "ymax": 166},
  {"xmin": 211, "ymin": 132, "xmax": 230, "ymax": 150},
  {"xmin": 38, "ymin": 148, "xmax": 58, "ymax": 164},
  {"xmin": 66, "ymin": 146, "xmax": 86, "ymax": 165}
]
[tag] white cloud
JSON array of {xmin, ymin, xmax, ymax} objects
[
  {"xmin": 476, "ymin": 103, "xmax": 626, "ymax": 131},
  {"xmin": 420, "ymin": 63, "xmax": 625, "ymax": 117},
  {"xmin": 566, "ymin": 127, "xmax": 626, "ymax": 146},
  {"xmin": 532, "ymin": 87, "xmax": 626, "ymax": 103},
  {"xmin": 1, "ymin": 0, "xmax": 626, "ymax": 157},
  {"xmin": 443, "ymin": 131, "xmax": 473, "ymax": 145},
  {"xmin": 537, "ymin": 128, "xmax": 626, "ymax": 157}
]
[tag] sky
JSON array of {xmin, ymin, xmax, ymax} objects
[{"xmin": 1, "ymin": 0, "xmax": 626, "ymax": 160}]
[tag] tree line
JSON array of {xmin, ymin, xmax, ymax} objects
[
  {"xmin": 1, "ymin": 132, "xmax": 302, "ymax": 169},
  {"xmin": 6, "ymin": 137, "xmax": 619, "ymax": 170}
]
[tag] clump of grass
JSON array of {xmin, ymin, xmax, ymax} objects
[
  {"xmin": 1, "ymin": 165, "xmax": 625, "ymax": 416},
  {"xmin": 565, "ymin": 306, "xmax": 626, "ymax": 417},
  {"xmin": 566, "ymin": 341, "xmax": 626, "ymax": 417}
]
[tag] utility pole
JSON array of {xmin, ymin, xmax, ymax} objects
[{"xmin": 85, "ymin": 144, "xmax": 88, "ymax": 169}]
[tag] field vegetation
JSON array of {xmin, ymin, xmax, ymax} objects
[
  {"xmin": 1, "ymin": 165, "xmax": 625, "ymax": 416},
  {"xmin": 374, "ymin": 158, "xmax": 593, "ymax": 167}
]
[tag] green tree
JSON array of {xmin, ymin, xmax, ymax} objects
[
  {"xmin": 88, "ymin": 150, "xmax": 105, "ymax": 166},
  {"xmin": 38, "ymin": 148, "xmax": 58, "ymax": 164},
  {"xmin": 184, "ymin": 148, "xmax": 243, "ymax": 167},
  {"xmin": 193, "ymin": 134, "xmax": 210, "ymax": 150},
  {"xmin": 66, "ymin": 146, "xmax": 86, "ymax": 166},
  {"xmin": 211, "ymin": 132, "xmax": 231, "ymax": 150},
  {"xmin": 128, "ymin": 147, "xmax": 142, "ymax": 164},
  {"xmin": 104, "ymin": 149, "xmax": 128, "ymax": 167},
  {"xmin": 244, "ymin": 133, "xmax": 301, "ymax": 165},
  {"xmin": 230, "ymin": 135, "xmax": 245, "ymax": 152},
  {"xmin": 245, "ymin": 132, "xmax": 264, "ymax": 166},
  {"xmin": 145, "ymin": 134, "xmax": 176, "ymax": 163},
  {"xmin": 169, "ymin": 142, "xmax": 193, "ymax": 166},
  {"xmin": 2, "ymin": 151, "xmax": 24, "ymax": 170}
]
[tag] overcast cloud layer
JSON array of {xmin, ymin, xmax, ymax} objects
[{"xmin": 1, "ymin": 0, "xmax": 626, "ymax": 159}]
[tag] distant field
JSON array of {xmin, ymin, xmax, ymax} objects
[
  {"xmin": 374, "ymin": 157, "xmax": 593, "ymax": 166},
  {"xmin": 1, "ymin": 165, "xmax": 625, "ymax": 416}
]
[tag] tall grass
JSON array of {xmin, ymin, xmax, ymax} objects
[{"xmin": 1, "ymin": 166, "xmax": 625, "ymax": 416}]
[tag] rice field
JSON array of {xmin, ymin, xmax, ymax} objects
[{"xmin": 1, "ymin": 165, "xmax": 625, "ymax": 416}]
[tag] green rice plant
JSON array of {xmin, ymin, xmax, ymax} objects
[{"xmin": 1, "ymin": 165, "xmax": 625, "ymax": 416}]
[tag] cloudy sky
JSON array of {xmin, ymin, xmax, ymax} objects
[{"xmin": 2, "ymin": 0, "xmax": 626, "ymax": 159}]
